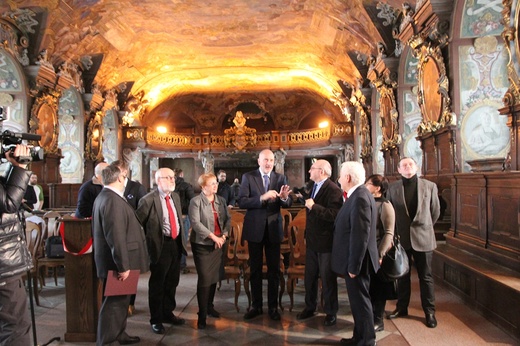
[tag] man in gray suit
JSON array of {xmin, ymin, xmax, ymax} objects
[
  {"xmin": 386, "ymin": 157, "xmax": 440, "ymax": 328},
  {"xmin": 92, "ymin": 164, "xmax": 149, "ymax": 345}
]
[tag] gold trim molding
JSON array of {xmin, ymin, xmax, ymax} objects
[
  {"xmin": 416, "ymin": 43, "xmax": 455, "ymax": 134},
  {"xmin": 29, "ymin": 92, "xmax": 59, "ymax": 155}
]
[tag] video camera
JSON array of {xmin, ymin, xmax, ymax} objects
[{"xmin": 0, "ymin": 130, "xmax": 44, "ymax": 164}]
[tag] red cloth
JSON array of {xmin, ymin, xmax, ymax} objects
[
  {"xmin": 211, "ymin": 200, "xmax": 222, "ymax": 236},
  {"xmin": 165, "ymin": 195, "xmax": 178, "ymax": 238},
  {"xmin": 343, "ymin": 191, "xmax": 348, "ymax": 201}
]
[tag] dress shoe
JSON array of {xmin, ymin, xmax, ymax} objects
[
  {"xmin": 340, "ymin": 337, "xmax": 357, "ymax": 345},
  {"xmin": 197, "ymin": 318, "xmax": 206, "ymax": 329},
  {"xmin": 387, "ymin": 308, "xmax": 408, "ymax": 319},
  {"xmin": 151, "ymin": 323, "xmax": 165, "ymax": 334},
  {"xmin": 425, "ymin": 313, "xmax": 437, "ymax": 328},
  {"xmin": 324, "ymin": 314, "xmax": 336, "ymax": 326},
  {"xmin": 374, "ymin": 322, "xmax": 384, "ymax": 332},
  {"xmin": 268, "ymin": 308, "xmax": 281, "ymax": 321},
  {"xmin": 243, "ymin": 308, "xmax": 263, "ymax": 320},
  {"xmin": 163, "ymin": 314, "xmax": 185, "ymax": 325},
  {"xmin": 118, "ymin": 335, "xmax": 140, "ymax": 345},
  {"xmin": 296, "ymin": 309, "xmax": 315, "ymax": 320},
  {"xmin": 207, "ymin": 307, "xmax": 221, "ymax": 318},
  {"xmin": 127, "ymin": 305, "xmax": 135, "ymax": 316}
]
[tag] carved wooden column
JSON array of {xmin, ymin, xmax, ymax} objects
[{"xmin": 368, "ymin": 55, "xmax": 401, "ymax": 178}]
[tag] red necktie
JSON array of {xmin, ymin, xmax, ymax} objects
[
  {"xmin": 165, "ymin": 195, "xmax": 178, "ymax": 239},
  {"xmin": 343, "ymin": 191, "xmax": 348, "ymax": 202}
]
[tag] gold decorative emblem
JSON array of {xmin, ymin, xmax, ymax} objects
[{"xmin": 224, "ymin": 111, "xmax": 257, "ymax": 152}]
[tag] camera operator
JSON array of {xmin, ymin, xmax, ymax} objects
[{"xmin": 0, "ymin": 144, "xmax": 34, "ymax": 345}]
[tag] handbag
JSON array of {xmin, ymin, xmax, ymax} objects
[{"xmin": 378, "ymin": 235, "xmax": 409, "ymax": 281}]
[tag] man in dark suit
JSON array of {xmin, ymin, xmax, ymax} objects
[
  {"xmin": 75, "ymin": 161, "xmax": 109, "ymax": 218},
  {"xmin": 386, "ymin": 157, "xmax": 440, "ymax": 328},
  {"xmin": 112, "ymin": 159, "xmax": 147, "ymax": 315},
  {"xmin": 238, "ymin": 149, "xmax": 292, "ymax": 321},
  {"xmin": 216, "ymin": 169, "xmax": 235, "ymax": 207},
  {"xmin": 332, "ymin": 161, "xmax": 379, "ymax": 346},
  {"xmin": 136, "ymin": 167, "xmax": 187, "ymax": 334},
  {"xmin": 296, "ymin": 159, "xmax": 343, "ymax": 326},
  {"xmin": 92, "ymin": 164, "xmax": 149, "ymax": 345}
]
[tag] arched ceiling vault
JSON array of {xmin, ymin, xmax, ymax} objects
[{"xmin": 1, "ymin": 0, "xmax": 408, "ymax": 132}]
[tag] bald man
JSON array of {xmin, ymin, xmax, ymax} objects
[
  {"xmin": 238, "ymin": 149, "xmax": 291, "ymax": 321},
  {"xmin": 75, "ymin": 162, "xmax": 109, "ymax": 218}
]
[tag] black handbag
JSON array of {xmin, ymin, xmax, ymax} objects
[{"xmin": 379, "ymin": 235, "xmax": 409, "ymax": 281}]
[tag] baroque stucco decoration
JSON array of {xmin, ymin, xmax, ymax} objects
[
  {"xmin": 29, "ymin": 92, "xmax": 60, "ymax": 154},
  {"xmin": 224, "ymin": 111, "xmax": 257, "ymax": 152},
  {"xmin": 85, "ymin": 111, "xmax": 104, "ymax": 161},
  {"xmin": 415, "ymin": 43, "xmax": 455, "ymax": 134}
]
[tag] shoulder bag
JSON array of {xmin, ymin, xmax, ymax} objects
[{"xmin": 378, "ymin": 234, "xmax": 409, "ymax": 281}]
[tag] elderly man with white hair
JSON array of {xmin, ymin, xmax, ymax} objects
[{"xmin": 331, "ymin": 161, "xmax": 379, "ymax": 346}]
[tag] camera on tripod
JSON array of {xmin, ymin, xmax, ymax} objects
[{"xmin": 0, "ymin": 130, "xmax": 44, "ymax": 164}]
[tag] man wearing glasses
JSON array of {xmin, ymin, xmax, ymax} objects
[
  {"xmin": 296, "ymin": 160, "xmax": 343, "ymax": 326},
  {"xmin": 136, "ymin": 168, "xmax": 188, "ymax": 334}
]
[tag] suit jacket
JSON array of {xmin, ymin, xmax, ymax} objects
[
  {"xmin": 124, "ymin": 179, "xmax": 147, "ymax": 210},
  {"xmin": 189, "ymin": 193, "xmax": 230, "ymax": 246},
  {"xmin": 306, "ymin": 178, "xmax": 343, "ymax": 253},
  {"xmin": 386, "ymin": 177, "xmax": 440, "ymax": 252},
  {"xmin": 136, "ymin": 190, "xmax": 188, "ymax": 264},
  {"xmin": 92, "ymin": 188, "xmax": 149, "ymax": 279},
  {"xmin": 331, "ymin": 185, "xmax": 379, "ymax": 277},
  {"xmin": 238, "ymin": 169, "xmax": 292, "ymax": 243}
]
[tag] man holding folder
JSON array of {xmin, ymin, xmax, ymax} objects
[{"xmin": 92, "ymin": 164, "xmax": 149, "ymax": 345}]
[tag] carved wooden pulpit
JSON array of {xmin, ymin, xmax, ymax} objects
[{"xmin": 62, "ymin": 218, "xmax": 102, "ymax": 342}]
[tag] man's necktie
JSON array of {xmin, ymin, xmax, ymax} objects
[
  {"xmin": 310, "ymin": 184, "xmax": 317, "ymax": 199},
  {"xmin": 165, "ymin": 195, "xmax": 178, "ymax": 238},
  {"xmin": 263, "ymin": 174, "xmax": 269, "ymax": 193},
  {"xmin": 343, "ymin": 191, "xmax": 348, "ymax": 202}
]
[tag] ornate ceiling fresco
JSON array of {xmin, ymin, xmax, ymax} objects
[{"xmin": 1, "ymin": 0, "xmax": 407, "ymax": 132}]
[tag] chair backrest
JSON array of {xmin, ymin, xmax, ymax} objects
[
  {"xmin": 225, "ymin": 220, "xmax": 241, "ymax": 265},
  {"xmin": 294, "ymin": 208, "xmax": 306, "ymax": 224},
  {"xmin": 25, "ymin": 221, "xmax": 42, "ymax": 263},
  {"xmin": 280, "ymin": 208, "xmax": 292, "ymax": 239},
  {"xmin": 288, "ymin": 216, "xmax": 306, "ymax": 266},
  {"xmin": 43, "ymin": 211, "xmax": 61, "ymax": 238},
  {"xmin": 230, "ymin": 210, "xmax": 245, "ymax": 224}
]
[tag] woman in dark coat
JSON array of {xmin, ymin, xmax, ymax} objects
[{"xmin": 365, "ymin": 174, "xmax": 395, "ymax": 332}]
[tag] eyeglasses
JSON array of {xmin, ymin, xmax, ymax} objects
[
  {"xmin": 158, "ymin": 176, "xmax": 175, "ymax": 180},
  {"xmin": 309, "ymin": 167, "xmax": 322, "ymax": 170}
]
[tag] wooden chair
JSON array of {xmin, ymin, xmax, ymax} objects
[
  {"xmin": 220, "ymin": 220, "xmax": 243, "ymax": 312},
  {"xmin": 280, "ymin": 209, "xmax": 293, "ymax": 269},
  {"xmin": 23, "ymin": 221, "xmax": 42, "ymax": 306},
  {"xmin": 286, "ymin": 215, "xmax": 307, "ymax": 311},
  {"xmin": 37, "ymin": 213, "xmax": 69, "ymax": 290},
  {"xmin": 230, "ymin": 209, "xmax": 245, "ymax": 224}
]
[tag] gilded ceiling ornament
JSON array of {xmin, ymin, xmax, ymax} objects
[{"xmin": 224, "ymin": 111, "xmax": 257, "ymax": 152}]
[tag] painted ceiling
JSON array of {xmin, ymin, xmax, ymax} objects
[{"xmin": 1, "ymin": 0, "xmax": 407, "ymax": 132}]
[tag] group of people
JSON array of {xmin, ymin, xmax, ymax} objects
[
  {"xmin": 235, "ymin": 151, "xmax": 440, "ymax": 346},
  {"xmin": 0, "ymin": 144, "xmax": 440, "ymax": 346}
]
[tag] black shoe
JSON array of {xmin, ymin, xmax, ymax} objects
[
  {"xmin": 163, "ymin": 314, "xmax": 185, "ymax": 325},
  {"xmin": 425, "ymin": 313, "xmax": 437, "ymax": 328},
  {"xmin": 243, "ymin": 308, "xmax": 263, "ymax": 320},
  {"xmin": 387, "ymin": 308, "xmax": 408, "ymax": 319},
  {"xmin": 151, "ymin": 323, "xmax": 165, "ymax": 334},
  {"xmin": 197, "ymin": 318, "xmax": 206, "ymax": 330},
  {"xmin": 268, "ymin": 308, "xmax": 281, "ymax": 321},
  {"xmin": 296, "ymin": 309, "xmax": 315, "ymax": 320},
  {"xmin": 207, "ymin": 307, "xmax": 221, "ymax": 318},
  {"xmin": 118, "ymin": 335, "xmax": 140, "ymax": 345},
  {"xmin": 374, "ymin": 322, "xmax": 384, "ymax": 332},
  {"xmin": 324, "ymin": 314, "xmax": 336, "ymax": 326},
  {"xmin": 340, "ymin": 337, "xmax": 357, "ymax": 345}
]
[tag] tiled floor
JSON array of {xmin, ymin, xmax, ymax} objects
[{"xmin": 32, "ymin": 256, "xmax": 518, "ymax": 346}]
